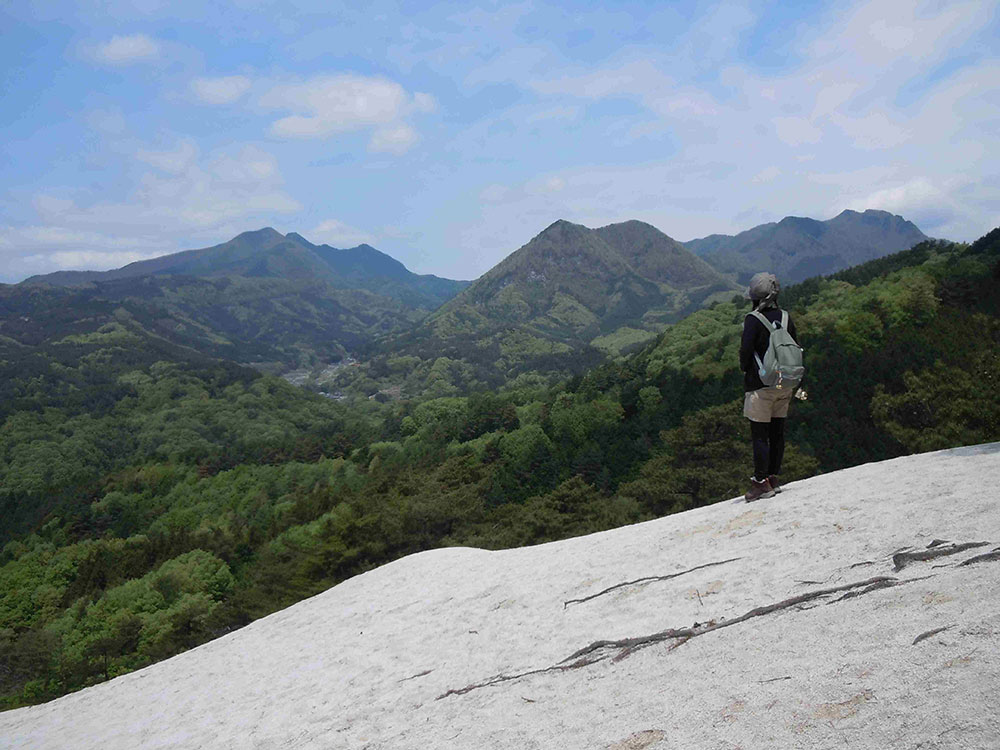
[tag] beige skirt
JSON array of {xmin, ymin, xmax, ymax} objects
[{"xmin": 743, "ymin": 386, "xmax": 795, "ymax": 422}]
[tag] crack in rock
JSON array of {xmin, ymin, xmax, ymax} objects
[
  {"xmin": 892, "ymin": 541, "xmax": 991, "ymax": 571},
  {"xmin": 438, "ymin": 575, "xmax": 917, "ymax": 701},
  {"xmin": 563, "ymin": 558, "xmax": 741, "ymax": 609},
  {"xmin": 913, "ymin": 626, "xmax": 953, "ymax": 645},
  {"xmin": 398, "ymin": 669, "xmax": 433, "ymax": 683},
  {"xmin": 958, "ymin": 547, "xmax": 1000, "ymax": 566}
]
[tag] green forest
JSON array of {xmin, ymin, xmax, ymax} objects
[{"xmin": 1, "ymin": 228, "xmax": 998, "ymax": 709}]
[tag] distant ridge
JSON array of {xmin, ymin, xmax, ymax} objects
[
  {"xmin": 16, "ymin": 229, "xmax": 470, "ymax": 370},
  {"xmin": 23, "ymin": 228, "xmax": 467, "ymax": 309},
  {"xmin": 684, "ymin": 209, "xmax": 928, "ymax": 284}
]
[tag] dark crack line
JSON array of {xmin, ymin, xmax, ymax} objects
[
  {"xmin": 398, "ymin": 669, "xmax": 433, "ymax": 683},
  {"xmin": 562, "ymin": 575, "xmax": 919, "ymax": 667},
  {"xmin": 959, "ymin": 546, "xmax": 1000, "ymax": 566},
  {"xmin": 832, "ymin": 575, "xmax": 931, "ymax": 602},
  {"xmin": 562, "ymin": 557, "xmax": 742, "ymax": 609},
  {"xmin": 436, "ymin": 657, "xmax": 603, "ymax": 700},
  {"xmin": 893, "ymin": 541, "xmax": 991, "ymax": 571},
  {"xmin": 439, "ymin": 574, "xmax": 919, "ymax": 701},
  {"xmin": 913, "ymin": 626, "xmax": 953, "ymax": 645}
]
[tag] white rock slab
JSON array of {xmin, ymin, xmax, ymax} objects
[{"xmin": 2, "ymin": 443, "xmax": 999, "ymax": 749}]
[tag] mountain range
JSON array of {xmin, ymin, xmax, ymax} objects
[
  {"xmin": 15, "ymin": 229, "xmax": 470, "ymax": 370},
  {"xmin": 26, "ymin": 227, "xmax": 466, "ymax": 310},
  {"xmin": 11, "ymin": 209, "xmax": 930, "ymax": 393},
  {"xmin": 684, "ymin": 209, "xmax": 927, "ymax": 284}
]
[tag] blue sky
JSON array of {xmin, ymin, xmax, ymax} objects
[{"xmin": 1, "ymin": 0, "xmax": 997, "ymax": 283}]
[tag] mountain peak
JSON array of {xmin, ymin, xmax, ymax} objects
[
  {"xmin": 234, "ymin": 227, "xmax": 286, "ymax": 245},
  {"xmin": 537, "ymin": 218, "xmax": 591, "ymax": 237}
]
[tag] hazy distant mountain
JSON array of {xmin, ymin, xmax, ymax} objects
[
  {"xmin": 17, "ymin": 230, "xmax": 469, "ymax": 370},
  {"xmin": 684, "ymin": 209, "xmax": 928, "ymax": 284},
  {"xmin": 25, "ymin": 228, "xmax": 467, "ymax": 310}
]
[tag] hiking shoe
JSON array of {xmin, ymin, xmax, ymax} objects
[
  {"xmin": 744, "ymin": 477, "xmax": 775, "ymax": 502},
  {"xmin": 767, "ymin": 474, "xmax": 782, "ymax": 493}
]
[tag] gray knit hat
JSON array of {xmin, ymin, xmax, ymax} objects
[{"xmin": 746, "ymin": 272, "xmax": 780, "ymax": 305}]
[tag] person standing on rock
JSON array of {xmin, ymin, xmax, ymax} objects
[{"xmin": 740, "ymin": 272, "xmax": 805, "ymax": 502}]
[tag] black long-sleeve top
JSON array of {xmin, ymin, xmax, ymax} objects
[{"xmin": 740, "ymin": 307, "xmax": 798, "ymax": 392}]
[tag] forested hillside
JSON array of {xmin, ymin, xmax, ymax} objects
[
  {"xmin": 17, "ymin": 229, "xmax": 468, "ymax": 372},
  {"xmin": 320, "ymin": 219, "xmax": 737, "ymax": 400},
  {"xmin": 1, "ymin": 228, "xmax": 997, "ymax": 710}
]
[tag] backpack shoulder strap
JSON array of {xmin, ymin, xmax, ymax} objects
[
  {"xmin": 748, "ymin": 310, "xmax": 775, "ymax": 330},
  {"xmin": 780, "ymin": 309, "xmax": 788, "ymax": 330}
]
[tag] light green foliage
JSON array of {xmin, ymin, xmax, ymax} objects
[
  {"xmin": 499, "ymin": 330, "xmax": 572, "ymax": 358},
  {"xmin": 0, "ymin": 541, "xmax": 90, "ymax": 629},
  {"xmin": 386, "ymin": 355, "xmax": 422, "ymax": 373},
  {"xmin": 798, "ymin": 268, "xmax": 939, "ymax": 352},
  {"xmin": 412, "ymin": 397, "xmax": 468, "ymax": 440},
  {"xmin": 645, "ymin": 302, "xmax": 743, "ymax": 380},
  {"xmin": 486, "ymin": 286, "xmax": 532, "ymax": 321},
  {"xmin": 54, "ymin": 323, "xmax": 142, "ymax": 346},
  {"xmin": 52, "ymin": 549, "xmax": 233, "ymax": 670},
  {"xmin": 590, "ymin": 327, "xmax": 658, "ymax": 356},
  {"xmin": 428, "ymin": 304, "xmax": 489, "ymax": 338},
  {"xmin": 542, "ymin": 293, "xmax": 599, "ymax": 332}
]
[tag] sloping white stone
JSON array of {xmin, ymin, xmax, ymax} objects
[{"xmin": 2, "ymin": 443, "xmax": 999, "ymax": 749}]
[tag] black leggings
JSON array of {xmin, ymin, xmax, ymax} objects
[{"xmin": 750, "ymin": 418, "xmax": 785, "ymax": 480}]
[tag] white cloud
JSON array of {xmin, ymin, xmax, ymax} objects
[
  {"xmin": 42, "ymin": 249, "xmax": 166, "ymax": 271},
  {"xmin": 191, "ymin": 75, "xmax": 252, "ymax": 105},
  {"xmin": 2, "ymin": 142, "xmax": 302, "ymax": 282},
  {"xmin": 369, "ymin": 123, "xmax": 418, "ymax": 154},
  {"xmin": 772, "ymin": 117, "xmax": 823, "ymax": 146},
  {"xmin": 849, "ymin": 177, "xmax": 943, "ymax": 214},
  {"xmin": 136, "ymin": 140, "xmax": 198, "ymax": 174},
  {"xmin": 480, "ymin": 184, "xmax": 509, "ymax": 203},
  {"xmin": 259, "ymin": 74, "xmax": 432, "ymax": 153},
  {"xmin": 752, "ymin": 166, "xmax": 781, "ymax": 184},
  {"xmin": 831, "ymin": 111, "xmax": 909, "ymax": 150},
  {"xmin": 525, "ymin": 105, "xmax": 581, "ymax": 123},
  {"xmin": 93, "ymin": 34, "xmax": 160, "ymax": 64},
  {"xmin": 529, "ymin": 59, "xmax": 721, "ymax": 127},
  {"xmin": 815, "ymin": 0, "xmax": 989, "ymax": 68},
  {"xmin": 308, "ymin": 219, "xmax": 373, "ymax": 247},
  {"xmin": 1, "ymin": 225, "xmax": 174, "ymax": 280},
  {"xmin": 86, "ymin": 107, "xmax": 127, "ymax": 135},
  {"xmin": 530, "ymin": 59, "xmax": 668, "ymax": 100},
  {"xmin": 413, "ymin": 92, "xmax": 436, "ymax": 113}
]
